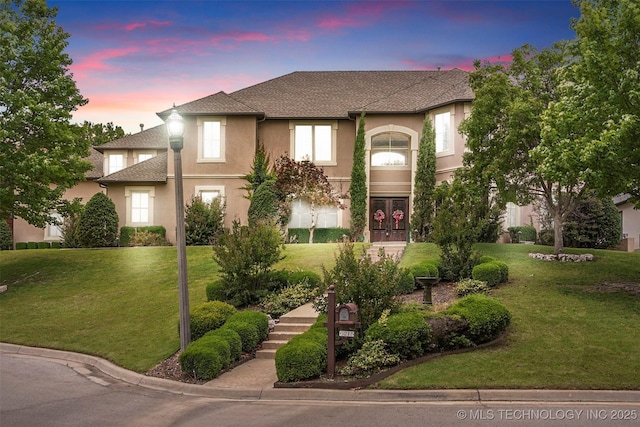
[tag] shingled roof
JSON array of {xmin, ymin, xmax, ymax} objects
[
  {"xmin": 97, "ymin": 151, "xmax": 167, "ymax": 183},
  {"xmin": 94, "ymin": 124, "xmax": 168, "ymax": 152},
  {"xmin": 84, "ymin": 147, "xmax": 104, "ymax": 179},
  {"xmin": 159, "ymin": 69, "xmax": 473, "ymax": 119}
]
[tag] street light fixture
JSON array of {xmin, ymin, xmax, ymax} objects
[{"xmin": 166, "ymin": 107, "xmax": 190, "ymax": 352}]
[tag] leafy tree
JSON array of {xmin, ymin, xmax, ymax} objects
[
  {"xmin": 0, "ymin": 220, "xmax": 12, "ymax": 250},
  {"xmin": 431, "ymin": 176, "xmax": 483, "ymax": 281},
  {"xmin": 185, "ymin": 196, "xmax": 225, "ymax": 246},
  {"xmin": 541, "ymin": 0, "xmax": 640, "ymax": 206},
  {"xmin": 212, "ymin": 220, "xmax": 284, "ymax": 306},
  {"xmin": 411, "ymin": 118, "xmax": 437, "ymax": 241},
  {"xmin": 460, "ymin": 44, "xmax": 585, "ymax": 254},
  {"xmin": 57, "ymin": 197, "xmax": 84, "ymax": 248},
  {"xmin": 563, "ymin": 191, "xmax": 621, "ymax": 249},
  {"xmin": 0, "ymin": 0, "xmax": 90, "ymax": 227},
  {"xmin": 349, "ymin": 112, "xmax": 367, "ymax": 241},
  {"xmin": 76, "ymin": 192, "xmax": 119, "ymax": 248},
  {"xmin": 242, "ymin": 142, "xmax": 275, "ymax": 199},
  {"xmin": 74, "ymin": 121, "xmax": 126, "ymax": 146},
  {"xmin": 274, "ymin": 155, "xmax": 341, "ymax": 244}
]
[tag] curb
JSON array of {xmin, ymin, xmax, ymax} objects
[{"xmin": 2, "ymin": 342, "xmax": 639, "ymax": 403}]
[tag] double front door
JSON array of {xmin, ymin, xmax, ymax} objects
[{"xmin": 370, "ymin": 197, "xmax": 408, "ymax": 242}]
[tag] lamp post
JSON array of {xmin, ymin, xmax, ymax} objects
[{"xmin": 166, "ymin": 107, "xmax": 190, "ymax": 352}]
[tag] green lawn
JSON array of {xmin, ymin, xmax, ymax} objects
[{"xmin": 1, "ymin": 243, "xmax": 639, "ymax": 389}]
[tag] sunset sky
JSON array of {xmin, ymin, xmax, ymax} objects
[{"xmin": 50, "ymin": 0, "xmax": 580, "ymax": 133}]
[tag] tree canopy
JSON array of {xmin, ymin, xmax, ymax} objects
[{"xmin": 0, "ymin": 0, "xmax": 90, "ymax": 227}]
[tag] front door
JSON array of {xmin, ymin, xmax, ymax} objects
[{"xmin": 370, "ymin": 197, "xmax": 408, "ymax": 242}]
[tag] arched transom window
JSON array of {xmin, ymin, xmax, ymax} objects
[{"xmin": 371, "ymin": 131, "xmax": 409, "ymax": 166}]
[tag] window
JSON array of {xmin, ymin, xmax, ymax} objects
[
  {"xmin": 197, "ymin": 118, "xmax": 226, "ymax": 162},
  {"xmin": 45, "ymin": 213, "xmax": 63, "ymax": 240},
  {"xmin": 200, "ymin": 190, "xmax": 221, "ymax": 204},
  {"xmin": 138, "ymin": 153, "xmax": 153, "ymax": 162},
  {"xmin": 108, "ymin": 153, "xmax": 124, "ymax": 174},
  {"xmin": 195, "ymin": 186, "xmax": 225, "ymax": 205},
  {"xmin": 435, "ymin": 112, "xmax": 451, "ymax": 153},
  {"xmin": 506, "ymin": 202, "xmax": 518, "ymax": 228},
  {"xmin": 371, "ymin": 132, "xmax": 409, "ymax": 166},
  {"xmin": 291, "ymin": 122, "xmax": 336, "ymax": 164},
  {"xmin": 125, "ymin": 186, "xmax": 155, "ymax": 226},
  {"xmin": 288, "ymin": 199, "xmax": 339, "ymax": 229}
]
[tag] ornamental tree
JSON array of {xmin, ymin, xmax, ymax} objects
[
  {"xmin": 274, "ymin": 155, "xmax": 341, "ymax": 244},
  {"xmin": 411, "ymin": 118, "xmax": 437, "ymax": 241},
  {"xmin": 460, "ymin": 44, "xmax": 585, "ymax": 254},
  {"xmin": 349, "ymin": 112, "xmax": 367, "ymax": 241},
  {"xmin": 0, "ymin": 0, "xmax": 90, "ymax": 227}
]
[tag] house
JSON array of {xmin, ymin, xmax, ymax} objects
[{"xmin": 12, "ymin": 69, "xmax": 638, "ymax": 249}]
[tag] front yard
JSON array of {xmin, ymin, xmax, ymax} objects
[{"xmin": 1, "ymin": 243, "xmax": 639, "ymax": 389}]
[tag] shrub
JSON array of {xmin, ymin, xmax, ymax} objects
[
  {"xmin": 0, "ymin": 221, "xmax": 13, "ymax": 250},
  {"xmin": 339, "ymin": 339, "xmax": 400, "ymax": 377},
  {"xmin": 51, "ymin": 241, "xmax": 61, "ymax": 249},
  {"xmin": 58, "ymin": 198, "xmax": 84, "ymax": 248},
  {"xmin": 205, "ymin": 327, "xmax": 243, "ymax": 361},
  {"xmin": 478, "ymin": 255, "xmax": 497, "ymax": 264},
  {"xmin": 213, "ymin": 220, "xmax": 284, "ymax": 306},
  {"xmin": 471, "ymin": 262, "xmax": 502, "ymax": 287},
  {"xmin": 286, "ymin": 270, "xmax": 322, "ymax": 287},
  {"xmin": 287, "ymin": 228, "xmax": 351, "ymax": 243},
  {"xmin": 223, "ymin": 320, "xmax": 259, "ymax": 352},
  {"xmin": 248, "ymin": 180, "xmax": 280, "ymax": 226},
  {"xmin": 15, "ymin": 242, "xmax": 27, "ymax": 250},
  {"xmin": 395, "ymin": 268, "xmax": 416, "ymax": 295},
  {"xmin": 409, "ymin": 261, "xmax": 439, "ymax": 279},
  {"xmin": 77, "ymin": 192, "xmax": 119, "ymax": 248},
  {"xmin": 27, "ymin": 242, "xmax": 38, "ymax": 249},
  {"xmin": 206, "ymin": 280, "xmax": 226, "ymax": 302},
  {"xmin": 226, "ymin": 310, "xmax": 269, "ymax": 341},
  {"xmin": 493, "ymin": 261, "xmax": 509, "ymax": 283},
  {"xmin": 260, "ymin": 282, "xmax": 317, "ymax": 318},
  {"xmin": 455, "ymin": 278, "xmax": 489, "ymax": 297},
  {"xmin": 189, "ymin": 301, "xmax": 237, "ymax": 341},
  {"xmin": 197, "ymin": 332, "xmax": 232, "ymax": 368},
  {"xmin": 275, "ymin": 317, "xmax": 328, "ymax": 382},
  {"xmin": 37, "ymin": 242, "xmax": 51, "ymax": 249},
  {"xmin": 424, "ymin": 313, "xmax": 472, "ymax": 351},
  {"xmin": 445, "ymin": 294, "xmax": 511, "ymax": 344},
  {"xmin": 508, "ymin": 225, "xmax": 537, "ymax": 243},
  {"xmin": 120, "ymin": 226, "xmax": 168, "ymax": 247},
  {"xmin": 179, "ymin": 341, "xmax": 223, "ymax": 380},
  {"xmin": 563, "ymin": 191, "xmax": 621, "ymax": 249},
  {"xmin": 365, "ymin": 311, "xmax": 431, "ymax": 360},
  {"xmin": 185, "ymin": 196, "xmax": 225, "ymax": 246}
]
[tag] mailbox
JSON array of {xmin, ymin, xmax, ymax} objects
[{"xmin": 336, "ymin": 303, "xmax": 358, "ymax": 325}]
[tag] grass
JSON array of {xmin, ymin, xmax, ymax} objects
[
  {"xmin": 1, "ymin": 242, "xmax": 639, "ymax": 389},
  {"xmin": 0, "ymin": 244, "xmax": 343, "ymax": 372}
]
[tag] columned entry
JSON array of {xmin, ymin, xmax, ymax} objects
[{"xmin": 370, "ymin": 197, "xmax": 408, "ymax": 242}]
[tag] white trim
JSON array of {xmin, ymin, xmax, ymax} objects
[
  {"xmin": 125, "ymin": 186, "xmax": 156, "ymax": 226},
  {"xmin": 133, "ymin": 150, "xmax": 156, "ymax": 164},
  {"xmin": 44, "ymin": 213, "xmax": 63, "ymax": 241},
  {"xmin": 105, "ymin": 151, "xmax": 127, "ymax": 175},
  {"xmin": 196, "ymin": 117, "xmax": 227, "ymax": 163},
  {"xmin": 194, "ymin": 185, "xmax": 226, "ymax": 200},
  {"xmin": 289, "ymin": 120, "xmax": 338, "ymax": 166},
  {"xmin": 430, "ymin": 106, "xmax": 455, "ymax": 157}
]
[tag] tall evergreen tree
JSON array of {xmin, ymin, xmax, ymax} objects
[
  {"xmin": 349, "ymin": 112, "xmax": 367, "ymax": 241},
  {"xmin": 242, "ymin": 142, "xmax": 274, "ymax": 199},
  {"xmin": 411, "ymin": 118, "xmax": 437, "ymax": 241}
]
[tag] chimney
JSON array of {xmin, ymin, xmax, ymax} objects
[{"xmin": 139, "ymin": 123, "xmax": 144, "ymax": 132}]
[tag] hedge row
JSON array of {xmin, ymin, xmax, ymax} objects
[
  {"xmin": 275, "ymin": 314, "xmax": 328, "ymax": 382},
  {"xmin": 287, "ymin": 228, "xmax": 351, "ymax": 243},
  {"xmin": 179, "ymin": 309, "xmax": 269, "ymax": 381},
  {"xmin": 119, "ymin": 226, "xmax": 167, "ymax": 247},
  {"xmin": 15, "ymin": 242, "xmax": 62, "ymax": 250}
]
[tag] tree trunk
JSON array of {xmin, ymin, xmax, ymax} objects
[
  {"xmin": 309, "ymin": 202, "xmax": 316, "ymax": 244},
  {"xmin": 553, "ymin": 211, "xmax": 564, "ymax": 255}
]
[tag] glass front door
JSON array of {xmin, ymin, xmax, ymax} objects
[{"xmin": 370, "ymin": 197, "xmax": 408, "ymax": 242}]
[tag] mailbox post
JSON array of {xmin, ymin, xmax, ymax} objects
[{"xmin": 326, "ymin": 286, "xmax": 360, "ymax": 378}]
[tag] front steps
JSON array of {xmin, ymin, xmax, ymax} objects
[
  {"xmin": 367, "ymin": 241, "xmax": 406, "ymax": 263},
  {"xmin": 255, "ymin": 303, "xmax": 319, "ymax": 359}
]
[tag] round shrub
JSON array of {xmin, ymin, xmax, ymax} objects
[
  {"xmin": 275, "ymin": 337, "xmax": 326, "ymax": 382},
  {"xmin": 77, "ymin": 192, "xmax": 119, "ymax": 248},
  {"xmin": 223, "ymin": 320, "xmax": 259, "ymax": 352},
  {"xmin": 197, "ymin": 333, "xmax": 231, "ymax": 368},
  {"xmin": 189, "ymin": 301, "xmax": 238, "ymax": 340},
  {"xmin": 206, "ymin": 327, "xmax": 243, "ymax": 361},
  {"xmin": 493, "ymin": 261, "xmax": 509, "ymax": 283},
  {"xmin": 226, "ymin": 310, "xmax": 269, "ymax": 341},
  {"xmin": 471, "ymin": 262, "xmax": 502, "ymax": 287},
  {"xmin": 287, "ymin": 270, "xmax": 322, "ymax": 287},
  {"xmin": 444, "ymin": 294, "xmax": 511, "ymax": 344},
  {"xmin": 365, "ymin": 311, "xmax": 431, "ymax": 360},
  {"xmin": 205, "ymin": 280, "xmax": 226, "ymax": 302},
  {"xmin": 478, "ymin": 255, "xmax": 497, "ymax": 264},
  {"xmin": 179, "ymin": 342, "xmax": 223, "ymax": 380},
  {"xmin": 409, "ymin": 261, "xmax": 439, "ymax": 279},
  {"xmin": 395, "ymin": 268, "xmax": 416, "ymax": 295}
]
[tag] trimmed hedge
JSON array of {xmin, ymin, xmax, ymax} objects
[
  {"xmin": 471, "ymin": 262, "xmax": 502, "ymax": 287},
  {"xmin": 205, "ymin": 280, "xmax": 226, "ymax": 302},
  {"xmin": 15, "ymin": 242, "xmax": 27, "ymax": 250},
  {"xmin": 493, "ymin": 261, "xmax": 509, "ymax": 283},
  {"xmin": 365, "ymin": 311, "xmax": 431, "ymax": 360},
  {"xmin": 275, "ymin": 315, "xmax": 328, "ymax": 382},
  {"xmin": 179, "ymin": 341, "xmax": 223, "ymax": 381},
  {"xmin": 409, "ymin": 261, "xmax": 439, "ymax": 279},
  {"xmin": 224, "ymin": 320, "xmax": 259, "ymax": 352},
  {"xmin": 37, "ymin": 242, "xmax": 51, "ymax": 249},
  {"xmin": 226, "ymin": 310, "xmax": 269, "ymax": 342},
  {"xmin": 444, "ymin": 294, "xmax": 511, "ymax": 344},
  {"xmin": 27, "ymin": 242, "xmax": 38, "ymax": 249},
  {"xmin": 478, "ymin": 255, "xmax": 497, "ymax": 264},
  {"xmin": 209, "ymin": 327, "xmax": 243, "ymax": 361},
  {"xmin": 189, "ymin": 301, "xmax": 238, "ymax": 341},
  {"xmin": 119, "ymin": 226, "xmax": 167, "ymax": 247},
  {"xmin": 197, "ymin": 332, "xmax": 232, "ymax": 368},
  {"xmin": 508, "ymin": 225, "xmax": 537, "ymax": 243},
  {"xmin": 287, "ymin": 228, "xmax": 351, "ymax": 243}
]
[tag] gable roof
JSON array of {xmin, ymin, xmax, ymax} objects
[
  {"xmin": 84, "ymin": 147, "xmax": 104, "ymax": 179},
  {"xmin": 159, "ymin": 69, "xmax": 473, "ymax": 119},
  {"xmin": 97, "ymin": 151, "xmax": 168, "ymax": 183},
  {"xmin": 94, "ymin": 124, "xmax": 169, "ymax": 152}
]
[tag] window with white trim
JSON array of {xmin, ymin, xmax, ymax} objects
[
  {"xmin": 195, "ymin": 186, "xmax": 225, "ymax": 205},
  {"xmin": 125, "ymin": 186, "xmax": 155, "ymax": 226},
  {"xmin": 138, "ymin": 153, "xmax": 153, "ymax": 162},
  {"xmin": 45, "ymin": 213, "xmax": 63, "ymax": 240},
  {"xmin": 291, "ymin": 122, "xmax": 336, "ymax": 164},
  {"xmin": 506, "ymin": 202, "xmax": 519, "ymax": 228},
  {"xmin": 108, "ymin": 153, "xmax": 125, "ymax": 174},
  {"xmin": 434, "ymin": 111, "xmax": 451, "ymax": 154},
  {"xmin": 371, "ymin": 131, "xmax": 409, "ymax": 166},
  {"xmin": 197, "ymin": 118, "xmax": 226, "ymax": 162}
]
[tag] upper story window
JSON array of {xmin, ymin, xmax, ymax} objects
[
  {"xmin": 108, "ymin": 153, "xmax": 125, "ymax": 174},
  {"xmin": 136, "ymin": 152, "xmax": 153, "ymax": 163},
  {"xmin": 290, "ymin": 121, "xmax": 337, "ymax": 165},
  {"xmin": 434, "ymin": 111, "xmax": 452, "ymax": 154},
  {"xmin": 371, "ymin": 131, "xmax": 409, "ymax": 166},
  {"xmin": 197, "ymin": 117, "xmax": 226, "ymax": 162}
]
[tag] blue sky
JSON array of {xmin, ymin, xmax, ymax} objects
[{"xmin": 50, "ymin": 0, "xmax": 580, "ymax": 133}]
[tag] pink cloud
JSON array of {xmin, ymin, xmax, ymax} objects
[
  {"xmin": 316, "ymin": 0, "xmax": 410, "ymax": 31},
  {"xmin": 93, "ymin": 20, "xmax": 171, "ymax": 32},
  {"xmin": 72, "ymin": 46, "xmax": 140, "ymax": 75}
]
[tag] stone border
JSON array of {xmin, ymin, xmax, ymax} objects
[{"xmin": 529, "ymin": 253, "xmax": 595, "ymax": 262}]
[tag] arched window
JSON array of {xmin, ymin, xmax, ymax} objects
[{"xmin": 371, "ymin": 131, "xmax": 409, "ymax": 166}]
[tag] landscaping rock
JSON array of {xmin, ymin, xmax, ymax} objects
[{"xmin": 528, "ymin": 253, "xmax": 595, "ymax": 262}]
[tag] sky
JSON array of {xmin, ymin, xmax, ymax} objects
[{"xmin": 49, "ymin": 0, "xmax": 580, "ymax": 134}]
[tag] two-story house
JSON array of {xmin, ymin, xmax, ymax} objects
[{"xmin": 12, "ymin": 69, "xmax": 637, "ymax": 249}]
